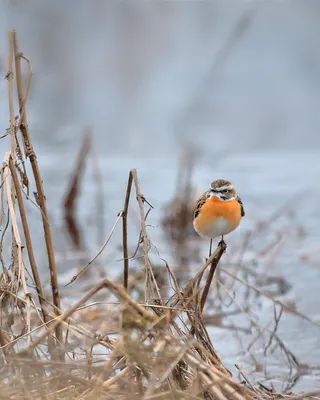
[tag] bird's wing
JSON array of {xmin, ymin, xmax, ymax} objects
[
  {"xmin": 236, "ymin": 195, "xmax": 245, "ymax": 217},
  {"xmin": 194, "ymin": 190, "xmax": 211, "ymax": 219}
]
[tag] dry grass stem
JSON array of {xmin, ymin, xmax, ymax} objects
[
  {"xmin": 131, "ymin": 168, "xmax": 162, "ymax": 304},
  {"xmin": 8, "ymin": 155, "xmax": 52, "ymax": 329},
  {"xmin": 122, "ymin": 172, "xmax": 133, "ymax": 290},
  {"xmin": 63, "ymin": 129, "xmax": 92, "ymax": 250},
  {"xmin": 12, "ymin": 31, "xmax": 63, "ymax": 356}
]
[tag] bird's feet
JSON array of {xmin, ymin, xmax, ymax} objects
[{"xmin": 218, "ymin": 237, "xmax": 227, "ymax": 251}]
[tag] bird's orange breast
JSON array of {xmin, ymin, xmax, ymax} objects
[{"xmin": 195, "ymin": 196, "xmax": 242, "ymax": 231}]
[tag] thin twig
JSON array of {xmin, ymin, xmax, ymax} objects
[
  {"xmin": 220, "ymin": 267, "xmax": 319, "ymax": 326},
  {"xmin": 65, "ymin": 211, "xmax": 123, "ymax": 286}
]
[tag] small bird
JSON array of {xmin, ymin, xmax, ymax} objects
[{"xmin": 193, "ymin": 179, "xmax": 245, "ymax": 244}]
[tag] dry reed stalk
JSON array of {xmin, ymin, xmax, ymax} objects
[
  {"xmin": 7, "ymin": 32, "xmax": 16, "ymax": 154},
  {"xmin": 200, "ymin": 240, "xmax": 227, "ymax": 313},
  {"xmin": 63, "ymin": 129, "xmax": 92, "ymax": 250},
  {"xmin": 3, "ymin": 153, "xmax": 31, "ymax": 336},
  {"xmin": 5, "ymin": 30, "xmax": 57, "ymax": 360},
  {"xmin": 7, "ymin": 31, "xmax": 19, "ymax": 296},
  {"xmin": 8, "ymin": 155, "xmax": 52, "ymax": 329},
  {"xmin": 90, "ymin": 143, "xmax": 105, "ymax": 247},
  {"xmin": 130, "ymin": 169, "xmax": 162, "ymax": 304},
  {"xmin": 170, "ymin": 243, "xmax": 226, "ymax": 312},
  {"xmin": 189, "ymin": 237, "xmax": 225, "ymax": 329},
  {"xmin": 165, "ymin": 243, "xmax": 228, "ymax": 366},
  {"xmin": 122, "ymin": 172, "xmax": 133, "ymax": 290},
  {"xmin": 11, "ymin": 31, "xmax": 63, "ymax": 358}
]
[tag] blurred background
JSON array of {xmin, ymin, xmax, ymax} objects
[{"xmin": 0, "ymin": 0, "xmax": 320, "ymax": 391}]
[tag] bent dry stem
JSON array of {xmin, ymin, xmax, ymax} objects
[
  {"xmin": 8, "ymin": 156, "xmax": 52, "ymax": 328},
  {"xmin": 9, "ymin": 31, "xmax": 63, "ymax": 359},
  {"xmin": 200, "ymin": 239, "xmax": 227, "ymax": 313}
]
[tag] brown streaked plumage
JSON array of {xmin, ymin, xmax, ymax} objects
[
  {"xmin": 194, "ymin": 190, "xmax": 211, "ymax": 219},
  {"xmin": 193, "ymin": 179, "xmax": 244, "ymax": 240}
]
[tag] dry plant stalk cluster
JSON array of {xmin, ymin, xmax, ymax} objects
[{"xmin": 0, "ymin": 31, "xmax": 318, "ymax": 400}]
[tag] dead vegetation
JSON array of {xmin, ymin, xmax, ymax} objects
[{"xmin": 0, "ymin": 31, "xmax": 319, "ymax": 400}]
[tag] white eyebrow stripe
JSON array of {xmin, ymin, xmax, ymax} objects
[{"xmin": 215, "ymin": 185, "xmax": 234, "ymax": 191}]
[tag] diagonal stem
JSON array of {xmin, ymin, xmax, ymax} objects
[
  {"xmin": 122, "ymin": 172, "xmax": 133, "ymax": 291},
  {"xmin": 200, "ymin": 240, "xmax": 227, "ymax": 314}
]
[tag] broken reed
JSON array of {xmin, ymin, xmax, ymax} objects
[{"xmin": 5, "ymin": 30, "xmax": 62, "ymax": 360}]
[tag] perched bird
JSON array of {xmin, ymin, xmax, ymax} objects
[{"xmin": 193, "ymin": 179, "xmax": 245, "ymax": 244}]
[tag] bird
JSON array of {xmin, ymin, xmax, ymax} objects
[{"xmin": 193, "ymin": 179, "xmax": 245, "ymax": 246}]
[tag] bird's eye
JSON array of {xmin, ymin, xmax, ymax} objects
[{"xmin": 221, "ymin": 189, "xmax": 228, "ymax": 194}]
